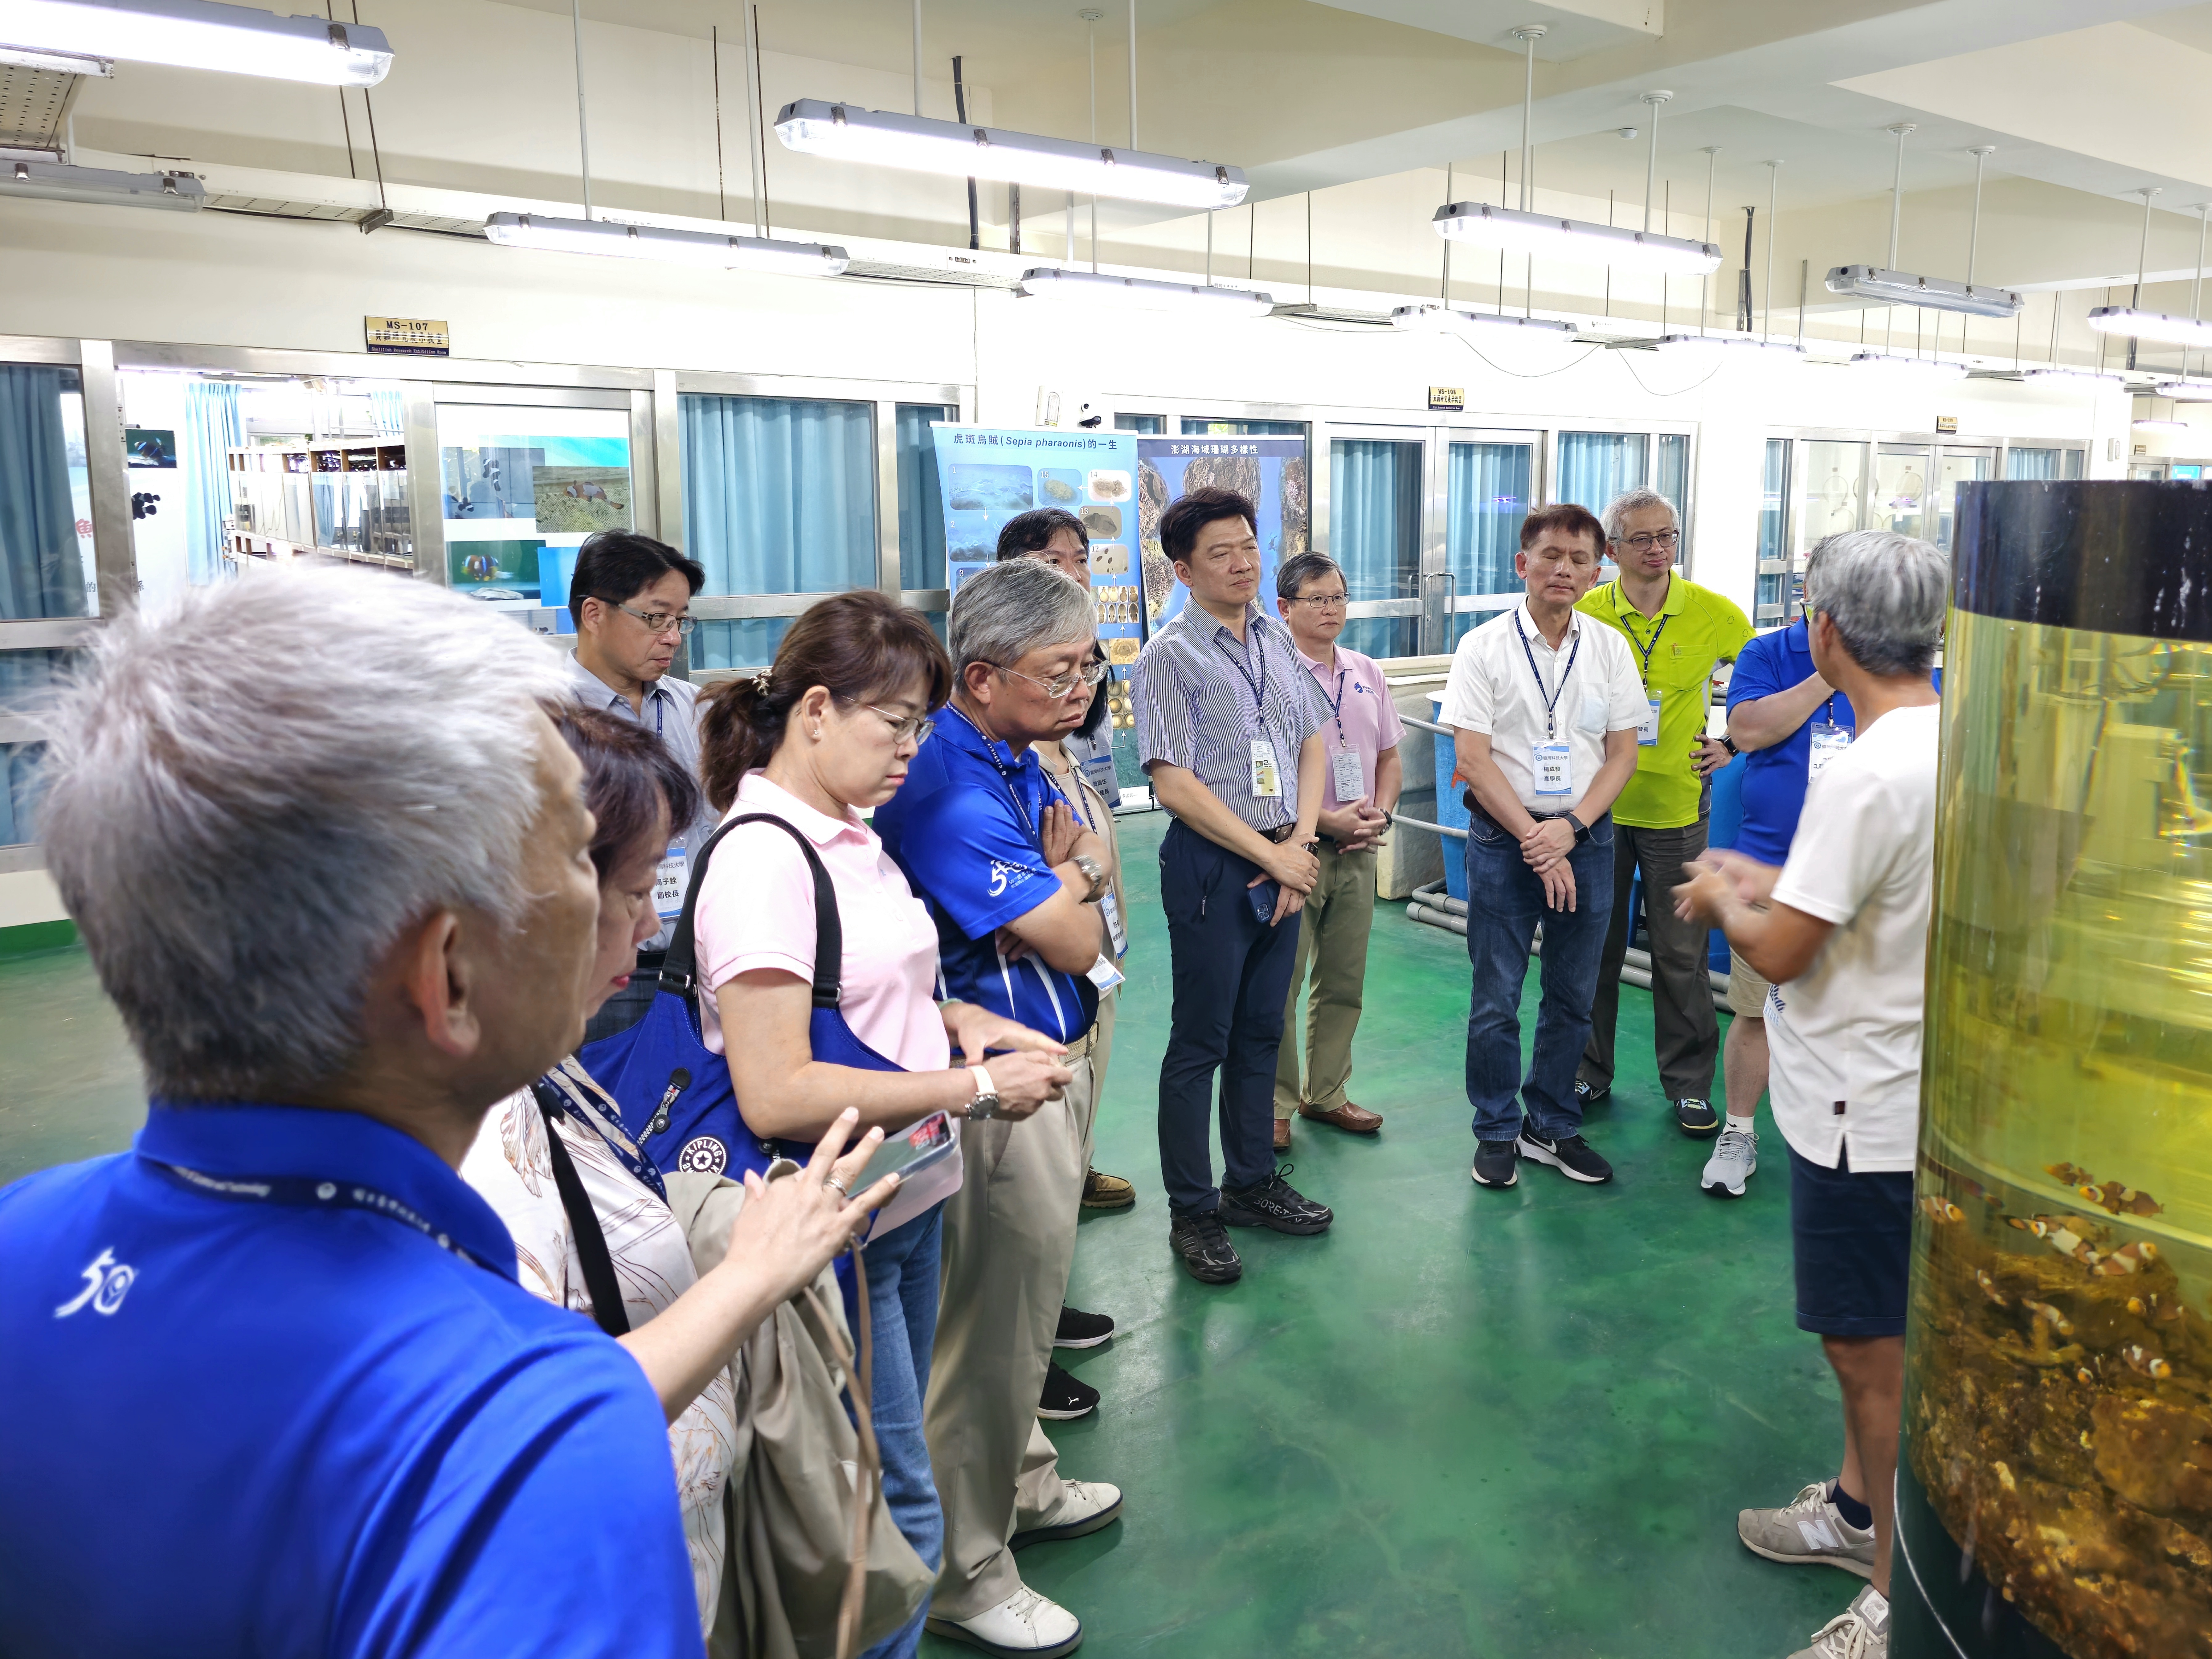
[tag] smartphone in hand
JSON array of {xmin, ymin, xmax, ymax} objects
[
  {"xmin": 850, "ymin": 1110, "xmax": 956, "ymax": 1197},
  {"xmin": 1246, "ymin": 879, "xmax": 1281, "ymax": 924}
]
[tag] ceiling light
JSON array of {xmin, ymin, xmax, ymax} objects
[
  {"xmin": 1652, "ymin": 333, "xmax": 1805, "ymax": 360},
  {"xmin": 1825, "ymin": 265, "xmax": 2021, "ymax": 319},
  {"xmin": 0, "ymin": 40, "xmax": 110, "ymax": 72},
  {"xmin": 1847, "ymin": 352, "xmax": 1967, "ymax": 382},
  {"xmin": 1016, "ymin": 266, "xmax": 1272, "ymax": 317},
  {"xmin": 775, "ymin": 99, "xmax": 1245, "ymax": 211},
  {"xmin": 0, "ymin": 0, "xmax": 393, "ymax": 85},
  {"xmin": 1390, "ymin": 303, "xmax": 1576, "ymax": 338},
  {"xmin": 2155, "ymin": 379, "xmax": 2212, "ymax": 401},
  {"xmin": 0, "ymin": 157, "xmax": 204, "ymax": 210},
  {"xmin": 2134, "ymin": 418, "xmax": 2191, "ymax": 433},
  {"xmin": 2088, "ymin": 307, "xmax": 2212, "ymax": 349},
  {"xmin": 482, "ymin": 212, "xmax": 848, "ymax": 276},
  {"xmin": 2020, "ymin": 367, "xmax": 2121, "ymax": 388},
  {"xmin": 1431, "ymin": 202, "xmax": 1720, "ymax": 276}
]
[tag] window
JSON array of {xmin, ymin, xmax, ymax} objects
[
  {"xmin": 1757, "ymin": 439, "xmax": 1789, "ymax": 621},
  {"xmin": 1113, "ymin": 414, "xmax": 1164, "ymax": 434},
  {"xmin": 1445, "ymin": 440, "xmax": 1532, "ymax": 644},
  {"xmin": 1656, "ymin": 432, "xmax": 1689, "ymax": 518},
  {"xmin": 896, "ymin": 404, "xmax": 954, "ymax": 590},
  {"xmin": 2006, "ymin": 445, "xmax": 2083, "ymax": 481},
  {"xmin": 1328, "ymin": 439, "xmax": 1422, "ymax": 659},
  {"xmin": 1555, "ymin": 431, "xmax": 1649, "ymax": 518},
  {"xmin": 1180, "ymin": 418, "xmax": 1306, "ymax": 437},
  {"xmin": 0, "ymin": 364, "xmax": 95, "ymax": 623},
  {"xmin": 0, "ymin": 650, "xmax": 71, "ymax": 849},
  {"xmin": 681, "ymin": 394, "xmax": 877, "ymax": 670}
]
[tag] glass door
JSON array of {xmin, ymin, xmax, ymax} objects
[
  {"xmin": 1875, "ymin": 444, "xmax": 1934, "ymax": 543},
  {"xmin": 1444, "ymin": 435, "xmax": 1536, "ymax": 646},
  {"xmin": 1327, "ymin": 434, "xmax": 1425, "ymax": 660},
  {"xmin": 1930, "ymin": 446, "xmax": 1994, "ymax": 553},
  {"xmin": 1788, "ymin": 438, "xmax": 1870, "ymax": 622},
  {"xmin": 1757, "ymin": 439, "xmax": 1790, "ymax": 624}
]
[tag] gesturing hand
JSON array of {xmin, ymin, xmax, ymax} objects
[{"xmin": 726, "ymin": 1109, "xmax": 899, "ymax": 1302}]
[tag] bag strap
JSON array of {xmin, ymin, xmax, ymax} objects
[
  {"xmin": 532, "ymin": 1081, "xmax": 631, "ymax": 1338},
  {"xmin": 660, "ymin": 811, "xmax": 844, "ymax": 1011},
  {"xmin": 802, "ymin": 1241, "xmax": 877, "ymax": 1659}
]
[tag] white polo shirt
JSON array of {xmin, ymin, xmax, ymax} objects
[
  {"xmin": 1438, "ymin": 600, "xmax": 1648, "ymax": 816},
  {"xmin": 1765, "ymin": 702, "xmax": 1940, "ymax": 1173}
]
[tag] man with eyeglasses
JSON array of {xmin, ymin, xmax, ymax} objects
[
  {"xmin": 1270, "ymin": 552, "xmax": 1402, "ymax": 1151},
  {"xmin": 1574, "ymin": 488, "xmax": 1753, "ymax": 1142},
  {"xmin": 564, "ymin": 530, "xmax": 712, "ymax": 1039}
]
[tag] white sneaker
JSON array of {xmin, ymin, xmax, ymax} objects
[
  {"xmin": 1010, "ymin": 1478, "xmax": 1124, "ymax": 1549},
  {"xmin": 1702, "ymin": 1124, "xmax": 1759, "ymax": 1198},
  {"xmin": 1788, "ymin": 1584, "xmax": 1890, "ymax": 1658},
  {"xmin": 1739, "ymin": 1481, "xmax": 1877, "ymax": 1577},
  {"xmin": 926, "ymin": 1584, "xmax": 1084, "ymax": 1658}
]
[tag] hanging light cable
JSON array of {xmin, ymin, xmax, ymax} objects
[
  {"xmin": 1654, "ymin": 153, "xmax": 1801, "ymax": 360},
  {"xmin": 1830, "ymin": 124, "xmax": 2021, "ymax": 321},
  {"xmin": 1699, "ymin": 145, "xmax": 1719, "ymax": 335},
  {"xmin": 2092, "ymin": 187, "xmax": 2212, "ymax": 347},
  {"xmin": 2156, "ymin": 203, "xmax": 2212, "ymax": 399}
]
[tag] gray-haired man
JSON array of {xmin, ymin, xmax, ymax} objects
[{"xmin": 875, "ymin": 558, "xmax": 1126, "ymax": 1659}]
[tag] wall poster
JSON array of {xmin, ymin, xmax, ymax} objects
[{"xmin": 1135, "ymin": 436, "xmax": 1309, "ymax": 632}]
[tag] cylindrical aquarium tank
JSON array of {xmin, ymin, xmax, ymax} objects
[{"xmin": 1896, "ymin": 481, "xmax": 2212, "ymax": 1658}]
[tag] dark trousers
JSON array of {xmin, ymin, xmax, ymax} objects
[
  {"xmin": 1579, "ymin": 819, "xmax": 1720, "ymax": 1101},
  {"xmin": 1157, "ymin": 819, "xmax": 1302, "ymax": 1216},
  {"xmin": 1463, "ymin": 810, "xmax": 1615, "ymax": 1143}
]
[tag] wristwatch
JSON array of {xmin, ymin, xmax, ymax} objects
[
  {"xmin": 964, "ymin": 1064, "xmax": 1002, "ymax": 1121},
  {"xmin": 1069, "ymin": 852, "xmax": 1108, "ymax": 905},
  {"xmin": 1565, "ymin": 812, "xmax": 1593, "ymax": 844},
  {"xmin": 1719, "ymin": 733, "xmax": 1740, "ymax": 756}
]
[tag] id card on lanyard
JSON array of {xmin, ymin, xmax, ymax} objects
[
  {"xmin": 652, "ymin": 844, "xmax": 688, "ymax": 919},
  {"xmin": 1321, "ymin": 666, "xmax": 1366, "ymax": 801},
  {"xmin": 1216, "ymin": 624, "xmax": 1286, "ymax": 804},
  {"xmin": 1620, "ymin": 591, "xmax": 1670, "ymax": 748},
  {"xmin": 1047, "ymin": 758, "xmax": 1131, "ymax": 958},
  {"xmin": 1513, "ymin": 611, "xmax": 1580, "ymax": 799},
  {"xmin": 1809, "ymin": 710, "xmax": 1852, "ymax": 779}
]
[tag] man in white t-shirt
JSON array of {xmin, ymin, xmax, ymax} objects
[{"xmin": 1673, "ymin": 529, "xmax": 1948, "ymax": 1659}]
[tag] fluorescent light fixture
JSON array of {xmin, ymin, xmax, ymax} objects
[
  {"xmin": 1016, "ymin": 266, "xmax": 1272, "ymax": 317},
  {"xmin": 0, "ymin": 40, "xmax": 109, "ymax": 72},
  {"xmin": 2155, "ymin": 380, "xmax": 2212, "ymax": 401},
  {"xmin": 776, "ymin": 99, "xmax": 1245, "ymax": 211},
  {"xmin": 1652, "ymin": 332, "xmax": 1805, "ymax": 361},
  {"xmin": 1848, "ymin": 352, "xmax": 1968, "ymax": 382},
  {"xmin": 2021, "ymin": 367, "xmax": 2121, "ymax": 388},
  {"xmin": 1431, "ymin": 200, "xmax": 1721, "ymax": 276},
  {"xmin": 2087, "ymin": 306, "xmax": 2212, "ymax": 349},
  {"xmin": 1825, "ymin": 265, "xmax": 2022, "ymax": 319},
  {"xmin": 0, "ymin": 0, "xmax": 392, "ymax": 84},
  {"xmin": 1389, "ymin": 303, "xmax": 1576, "ymax": 338},
  {"xmin": 0, "ymin": 156, "xmax": 203, "ymax": 210},
  {"xmin": 2134, "ymin": 418, "xmax": 2191, "ymax": 433},
  {"xmin": 482, "ymin": 212, "xmax": 848, "ymax": 277}
]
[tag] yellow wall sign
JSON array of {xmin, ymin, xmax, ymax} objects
[
  {"xmin": 365, "ymin": 317, "xmax": 450, "ymax": 357},
  {"xmin": 1428, "ymin": 385, "xmax": 1466, "ymax": 411},
  {"xmin": 1935, "ymin": 414, "xmax": 1959, "ymax": 434}
]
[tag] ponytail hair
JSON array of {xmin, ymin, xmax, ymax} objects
[{"xmin": 698, "ymin": 590, "xmax": 953, "ymax": 813}]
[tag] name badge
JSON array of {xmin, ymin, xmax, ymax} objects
[
  {"xmin": 1250, "ymin": 738, "xmax": 1282, "ymax": 799},
  {"xmin": 1809, "ymin": 721, "xmax": 1852, "ymax": 779},
  {"xmin": 1086, "ymin": 953, "xmax": 1126, "ymax": 992},
  {"xmin": 652, "ymin": 844, "xmax": 688, "ymax": 919},
  {"xmin": 1331, "ymin": 749, "xmax": 1365, "ymax": 803},
  {"xmin": 1532, "ymin": 742, "xmax": 1572, "ymax": 796},
  {"xmin": 1637, "ymin": 696, "xmax": 1661, "ymax": 746},
  {"xmin": 1099, "ymin": 889, "xmax": 1129, "ymax": 957}
]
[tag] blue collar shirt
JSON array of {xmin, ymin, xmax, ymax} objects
[{"xmin": 0, "ymin": 1101, "xmax": 701, "ymax": 1659}]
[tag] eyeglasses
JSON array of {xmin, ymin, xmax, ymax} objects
[
  {"xmin": 863, "ymin": 704, "xmax": 936, "ymax": 745},
  {"xmin": 1614, "ymin": 529, "xmax": 1681, "ymax": 553},
  {"xmin": 603, "ymin": 600, "xmax": 696, "ymax": 637},
  {"xmin": 1287, "ymin": 593, "xmax": 1349, "ymax": 610},
  {"xmin": 994, "ymin": 659, "xmax": 1112, "ymax": 700}
]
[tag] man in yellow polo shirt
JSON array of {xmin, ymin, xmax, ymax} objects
[{"xmin": 1574, "ymin": 487, "xmax": 1753, "ymax": 1140}]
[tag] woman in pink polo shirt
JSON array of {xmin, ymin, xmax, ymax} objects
[{"xmin": 695, "ymin": 591, "xmax": 1071, "ymax": 1659}]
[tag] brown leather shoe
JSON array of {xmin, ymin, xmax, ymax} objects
[
  {"xmin": 1272, "ymin": 1117, "xmax": 1292, "ymax": 1151},
  {"xmin": 1299, "ymin": 1101, "xmax": 1384, "ymax": 1135}
]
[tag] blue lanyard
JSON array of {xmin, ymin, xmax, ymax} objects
[
  {"xmin": 536, "ymin": 1065, "xmax": 667, "ymax": 1203},
  {"xmin": 950, "ymin": 705, "xmax": 1051, "ymax": 848},
  {"xmin": 147, "ymin": 1160, "xmax": 493, "ymax": 1272},
  {"xmin": 1614, "ymin": 585, "xmax": 1670, "ymax": 689},
  {"xmin": 1213, "ymin": 617, "xmax": 1268, "ymax": 713},
  {"xmin": 1322, "ymin": 665, "xmax": 1350, "ymax": 747},
  {"xmin": 1512, "ymin": 610, "xmax": 1580, "ymax": 740},
  {"xmin": 1042, "ymin": 755, "xmax": 1097, "ymax": 833}
]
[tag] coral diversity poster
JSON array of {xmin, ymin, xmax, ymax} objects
[
  {"xmin": 930, "ymin": 425, "xmax": 1144, "ymax": 730},
  {"xmin": 1135, "ymin": 437, "xmax": 1309, "ymax": 632}
]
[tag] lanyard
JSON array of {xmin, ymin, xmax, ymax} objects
[
  {"xmin": 950, "ymin": 705, "xmax": 1052, "ymax": 846},
  {"xmin": 1321, "ymin": 665, "xmax": 1350, "ymax": 748},
  {"xmin": 1511, "ymin": 609, "xmax": 1580, "ymax": 740},
  {"xmin": 147, "ymin": 1159, "xmax": 493, "ymax": 1272},
  {"xmin": 1615, "ymin": 585, "xmax": 1671, "ymax": 689},
  {"xmin": 1041, "ymin": 755, "xmax": 1098, "ymax": 834},
  {"xmin": 1213, "ymin": 617, "xmax": 1268, "ymax": 714},
  {"xmin": 537, "ymin": 1066, "xmax": 667, "ymax": 1204}
]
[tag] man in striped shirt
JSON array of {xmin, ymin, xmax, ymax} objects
[{"xmin": 1131, "ymin": 487, "xmax": 1336, "ymax": 1285}]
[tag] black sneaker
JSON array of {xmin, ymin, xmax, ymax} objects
[
  {"xmin": 1575, "ymin": 1077, "xmax": 1611, "ymax": 1109},
  {"xmin": 1470, "ymin": 1139, "xmax": 1519, "ymax": 1188},
  {"xmin": 1675, "ymin": 1097, "xmax": 1721, "ymax": 1138},
  {"xmin": 1516, "ymin": 1126, "xmax": 1614, "ymax": 1184},
  {"xmin": 1054, "ymin": 1305, "xmax": 1115, "ymax": 1350},
  {"xmin": 1037, "ymin": 1361, "xmax": 1100, "ymax": 1421},
  {"xmin": 1219, "ymin": 1164, "xmax": 1333, "ymax": 1235},
  {"xmin": 1168, "ymin": 1212, "xmax": 1243, "ymax": 1284}
]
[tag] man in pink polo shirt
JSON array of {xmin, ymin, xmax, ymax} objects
[{"xmin": 1272, "ymin": 552, "xmax": 1405, "ymax": 1150}]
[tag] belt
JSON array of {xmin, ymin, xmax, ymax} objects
[
  {"xmin": 1462, "ymin": 791, "xmax": 1584, "ymax": 831},
  {"xmin": 1260, "ymin": 823, "xmax": 1302, "ymax": 844}
]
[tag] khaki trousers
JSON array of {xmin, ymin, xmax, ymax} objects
[
  {"xmin": 1274, "ymin": 843, "xmax": 1379, "ymax": 1119},
  {"xmin": 925, "ymin": 991, "xmax": 1115, "ymax": 1620}
]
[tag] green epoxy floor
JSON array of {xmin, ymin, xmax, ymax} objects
[{"xmin": 0, "ymin": 810, "xmax": 1856, "ymax": 1657}]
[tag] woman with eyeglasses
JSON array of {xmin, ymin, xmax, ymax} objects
[{"xmin": 694, "ymin": 590, "xmax": 1074, "ymax": 1659}]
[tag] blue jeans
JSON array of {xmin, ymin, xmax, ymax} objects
[
  {"xmin": 841, "ymin": 1204, "xmax": 945, "ymax": 1659},
  {"xmin": 1463, "ymin": 808, "xmax": 1616, "ymax": 1144}
]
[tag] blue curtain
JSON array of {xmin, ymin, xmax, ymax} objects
[
  {"xmin": 371, "ymin": 388, "xmax": 404, "ymax": 437},
  {"xmin": 1328, "ymin": 439, "xmax": 1419, "ymax": 660},
  {"xmin": 2006, "ymin": 446, "xmax": 2062, "ymax": 480},
  {"xmin": 1556, "ymin": 431, "xmax": 1650, "ymax": 519},
  {"xmin": 0, "ymin": 650, "xmax": 66, "ymax": 846},
  {"xmin": 183, "ymin": 380, "xmax": 243, "ymax": 586},
  {"xmin": 1445, "ymin": 441, "xmax": 1532, "ymax": 645},
  {"xmin": 681, "ymin": 393, "xmax": 877, "ymax": 671},
  {"xmin": 896, "ymin": 403, "xmax": 952, "ymax": 590},
  {"xmin": 0, "ymin": 365, "xmax": 88, "ymax": 623},
  {"xmin": 1757, "ymin": 438, "xmax": 1788, "ymax": 618},
  {"xmin": 1656, "ymin": 433, "xmax": 1688, "ymax": 518}
]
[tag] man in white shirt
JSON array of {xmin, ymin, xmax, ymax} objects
[
  {"xmin": 1672, "ymin": 529, "xmax": 1948, "ymax": 1659},
  {"xmin": 1440, "ymin": 504, "xmax": 1647, "ymax": 1192}
]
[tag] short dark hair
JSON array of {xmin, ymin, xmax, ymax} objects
[
  {"xmin": 568, "ymin": 530, "xmax": 705, "ymax": 621},
  {"xmin": 996, "ymin": 508, "xmax": 1088, "ymax": 560},
  {"xmin": 1518, "ymin": 503, "xmax": 1606, "ymax": 557},
  {"xmin": 1160, "ymin": 487, "xmax": 1256, "ymax": 566},
  {"xmin": 1276, "ymin": 551, "xmax": 1342, "ymax": 599},
  {"xmin": 547, "ymin": 702, "xmax": 702, "ymax": 881}
]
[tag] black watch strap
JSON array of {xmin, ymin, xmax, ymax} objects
[{"xmin": 1566, "ymin": 812, "xmax": 1591, "ymax": 844}]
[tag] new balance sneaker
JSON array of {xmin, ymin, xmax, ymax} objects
[
  {"xmin": 1739, "ymin": 1482, "xmax": 1878, "ymax": 1578},
  {"xmin": 1219, "ymin": 1165, "xmax": 1333, "ymax": 1235},
  {"xmin": 1012, "ymin": 1479, "xmax": 1124, "ymax": 1550},
  {"xmin": 1787, "ymin": 1585, "xmax": 1890, "ymax": 1659},
  {"xmin": 1470, "ymin": 1139, "xmax": 1519, "ymax": 1188},
  {"xmin": 1037, "ymin": 1362, "xmax": 1099, "ymax": 1421},
  {"xmin": 1516, "ymin": 1126, "xmax": 1614, "ymax": 1184},
  {"xmin": 1701, "ymin": 1125, "xmax": 1759, "ymax": 1197},
  {"xmin": 1676, "ymin": 1097, "xmax": 1721, "ymax": 1137},
  {"xmin": 1168, "ymin": 1212, "xmax": 1243, "ymax": 1284},
  {"xmin": 926, "ymin": 1584, "xmax": 1084, "ymax": 1657},
  {"xmin": 1054, "ymin": 1305, "xmax": 1115, "ymax": 1349},
  {"xmin": 1574, "ymin": 1077, "xmax": 1610, "ymax": 1109}
]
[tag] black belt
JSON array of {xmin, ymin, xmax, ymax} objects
[{"xmin": 1462, "ymin": 791, "xmax": 1581, "ymax": 831}]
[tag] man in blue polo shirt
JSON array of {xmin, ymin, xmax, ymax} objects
[
  {"xmin": 875, "ymin": 558, "xmax": 1126, "ymax": 1659},
  {"xmin": 0, "ymin": 571, "xmax": 702, "ymax": 1658}
]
